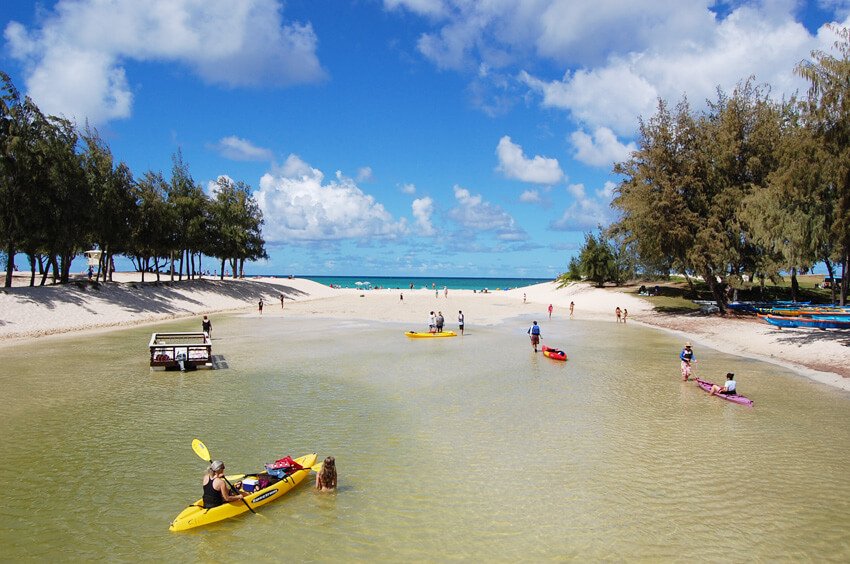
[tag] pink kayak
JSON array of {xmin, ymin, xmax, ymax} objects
[{"xmin": 695, "ymin": 378, "xmax": 754, "ymax": 407}]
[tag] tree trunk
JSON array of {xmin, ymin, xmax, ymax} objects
[
  {"xmin": 790, "ymin": 266, "xmax": 799, "ymax": 303},
  {"xmin": 704, "ymin": 269, "xmax": 726, "ymax": 314},
  {"xmin": 220, "ymin": 258, "xmax": 225, "ymax": 280},
  {"xmin": 841, "ymin": 250, "xmax": 848, "ymax": 307},
  {"xmin": 28, "ymin": 252, "xmax": 37, "ymax": 286}
]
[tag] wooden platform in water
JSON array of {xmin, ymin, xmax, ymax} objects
[{"xmin": 149, "ymin": 332, "xmax": 213, "ymax": 370}]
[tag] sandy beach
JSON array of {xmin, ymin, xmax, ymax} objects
[{"xmin": 1, "ymin": 272, "xmax": 847, "ymax": 391}]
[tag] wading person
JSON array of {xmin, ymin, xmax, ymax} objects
[
  {"xmin": 680, "ymin": 342, "xmax": 695, "ymax": 381},
  {"xmin": 527, "ymin": 321, "xmax": 541, "ymax": 353}
]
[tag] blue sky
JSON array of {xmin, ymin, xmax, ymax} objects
[{"xmin": 2, "ymin": 1, "xmax": 848, "ymax": 277}]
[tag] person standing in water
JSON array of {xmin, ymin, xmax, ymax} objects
[
  {"xmin": 680, "ymin": 342, "xmax": 695, "ymax": 381},
  {"xmin": 569, "ymin": 301, "xmax": 574, "ymax": 318},
  {"xmin": 623, "ymin": 308, "xmax": 628, "ymax": 323},
  {"xmin": 316, "ymin": 456, "xmax": 337, "ymax": 491},
  {"xmin": 527, "ymin": 321, "xmax": 541, "ymax": 352},
  {"xmin": 458, "ymin": 310, "xmax": 465, "ymax": 335},
  {"xmin": 615, "ymin": 306, "xmax": 622, "ymax": 322},
  {"xmin": 548, "ymin": 304, "xmax": 553, "ymax": 318}
]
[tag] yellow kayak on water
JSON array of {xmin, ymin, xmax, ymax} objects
[
  {"xmin": 169, "ymin": 453, "xmax": 318, "ymax": 531},
  {"xmin": 405, "ymin": 331, "xmax": 457, "ymax": 338}
]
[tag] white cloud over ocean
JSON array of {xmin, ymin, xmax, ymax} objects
[
  {"xmin": 496, "ymin": 136, "xmax": 563, "ymax": 185},
  {"xmin": 256, "ymin": 155, "xmax": 407, "ymax": 242},
  {"xmin": 4, "ymin": 0, "xmax": 325, "ymax": 124}
]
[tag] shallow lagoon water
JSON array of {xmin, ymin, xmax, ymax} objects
[{"xmin": 1, "ymin": 313, "xmax": 849, "ymax": 561}]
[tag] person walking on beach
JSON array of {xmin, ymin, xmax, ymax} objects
[
  {"xmin": 436, "ymin": 287, "xmax": 439, "ymax": 298},
  {"xmin": 429, "ymin": 311, "xmax": 436, "ymax": 333},
  {"xmin": 615, "ymin": 306, "xmax": 622, "ymax": 322},
  {"xmin": 436, "ymin": 311, "xmax": 444, "ymax": 333},
  {"xmin": 523, "ymin": 293, "xmax": 527, "ymax": 304},
  {"xmin": 258, "ymin": 299, "xmax": 264, "ymax": 315},
  {"xmin": 528, "ymin": 321, "xmax": 541, "ymax": 353},
  {"xmin": 680, "ymin": 342, "xmax": 695, "ymax": 381},
  {"xmin": 548, "ymin": 304, "xmax": 553, "ymax": 318},
  {"xmin": 400, "ymin": 292, "xmax": 403, "ymax": 302},
  {"xmin": 201, "ymin": 315, "xmax": 212, "ymax": 337},
  {"xmin": 458, "ymin": 310, "xmax": 465, "ymax": 335},
  {"xmin": 280, "ymin": 293, "xmax": 285, "ymax": 309},
  {"xmin": 444, "ymin": 286, "xmax": 448, "ymax": 299},
  {"xmin": 569, "ymin": 301, "xmax": 574, "ymax": 318}
]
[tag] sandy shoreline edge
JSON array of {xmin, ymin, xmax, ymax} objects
[{"xmin": 1, "ymin": 273, "xmax": 847, "ymax": 392}]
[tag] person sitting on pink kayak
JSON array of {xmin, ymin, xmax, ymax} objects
[{"xmin": 710, "ymin": 373, "xmax": 737, "ymax": 396}]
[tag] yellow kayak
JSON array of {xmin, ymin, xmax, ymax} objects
[
  {"xmin": 169, "ymin": 453, "xmax": 318, "ymax": 531},
  {"xmin": 405, "ymin": 331, "xmax": 457, "ymax": 338}
]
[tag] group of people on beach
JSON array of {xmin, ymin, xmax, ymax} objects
[
  {"xmin": 427, "ymin": 310, "xmax": 465, "ymax": 334},
  {"xmin": 615, "ymin": 306, "xmax": 628, "ymax": 323}
]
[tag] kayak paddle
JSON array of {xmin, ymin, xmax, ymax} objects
[{"xmin": 191, "ymin": 438, "xmax": 257, "ymax": 515}]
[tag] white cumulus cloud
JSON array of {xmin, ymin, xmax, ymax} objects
[
  {"xmin": 519, "ymin": 189, "xmax": 540, "ymax": 203},
  {"xmin": 495, "ymin": 135, "xmax": 564, "ymax": 185},
  {"xmin": 4, "ymin": 0, "xmax": 325, "ymax": 124},
  {"xmin": 400, "ymin": 183, "xmax": 417, "ymax": 194},
  {"xmin": 570, "ymin": 127, "xmax": 636, "ymax": 168},
  {"xmin": 357, "ymin": 167, "xmax": 374, "ymax": 182},
  {"xmin": 449, "ymin": 185, "xmax": 526, "ymax": 240},
  {"xmin": 255, "ymin": 154, "xmax": 407, "ymax": 242},
  {"xmin": 212, "ymin": 136, "xmax": 274, "ymax": 162},
  {"xmin": 412, "ymin": 197, "xmax": 436, "ymax": 236},
  {"xmin": 550, "ymin": 182, "xmax": 614, "ymax": 231}
]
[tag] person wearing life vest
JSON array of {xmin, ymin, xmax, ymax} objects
[
  {"xmin": 680, "ymin": 342, "xmax": 695, "ymax": 381},
  {"xmin": 528, "ymin": 321, "xmax": 541, "ymax": 352}
]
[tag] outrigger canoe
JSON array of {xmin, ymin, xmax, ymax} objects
[
  {"xmin": 542, "ymin": 345, "xmax": 567, "ymax": 361},
  {"xmin": 169, "ymin": 453, "xmax": 318, "ymax": 531},
  {"xmin": 695, "ymin": 378, "xmax": 753, "ymax": 407},
  {"xmin": 405, "ymin": 331, "xmax": 457, "ymax": 338}
]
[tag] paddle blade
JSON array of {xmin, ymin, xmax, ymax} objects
[{"xmin": 192, "ymin": 438, "xmax": 211, "ymax": 463}]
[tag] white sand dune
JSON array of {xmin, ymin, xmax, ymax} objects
[{"xmin": 1, "ymin": 272, "xmax": 847, "ymax": 391}]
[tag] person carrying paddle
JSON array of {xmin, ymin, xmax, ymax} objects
[
  {"xmin": 528, "ymin": 321, "xmax": 541, "ymax": 352},
  {"xmin": 710, "ymin": 373, "xmax": 737, "ymax": 396},
  {"xmin": 202, "ymin": 460, "xmax": 244, "ymax": 508},
  {"xmin": 680, "ymin": 342, "xmax": 695, "ymax": 381}
]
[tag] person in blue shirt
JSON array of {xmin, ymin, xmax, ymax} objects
[
  {"xmin": 527, "ymin": 321, "xmax": 541, "ymax": 352},
  {"xmin": 710, "ymin": 373, "xmax": 737, "ymax": 396},
  {"xmin": 680, "ymin": 342, "xmax": 695, "ymax": 381}
]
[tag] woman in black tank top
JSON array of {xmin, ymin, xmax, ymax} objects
[{"xmin": 202, "ymin": 460, "xmax": 244, "ymax": 508}]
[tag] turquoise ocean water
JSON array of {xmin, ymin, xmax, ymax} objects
[{"xmin": 283, "ymin": 275, "xmax": 552, "ymax": 290}]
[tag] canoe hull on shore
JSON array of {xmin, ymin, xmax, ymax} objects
[
  {"xmin": 169, "ymin": 453, "xmax": 317, "ymax": 531},
  {"xmin": 695, "ymin": 379, "xmax": 753, "ymax": 407},
  {"xmin": 759, "ymin": 314, "xmax": 850, "ymax": 330}
]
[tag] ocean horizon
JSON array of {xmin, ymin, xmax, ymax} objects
[{"xmin": 263, "ymin": 275, "xmax": 553, "ymax": 291}]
